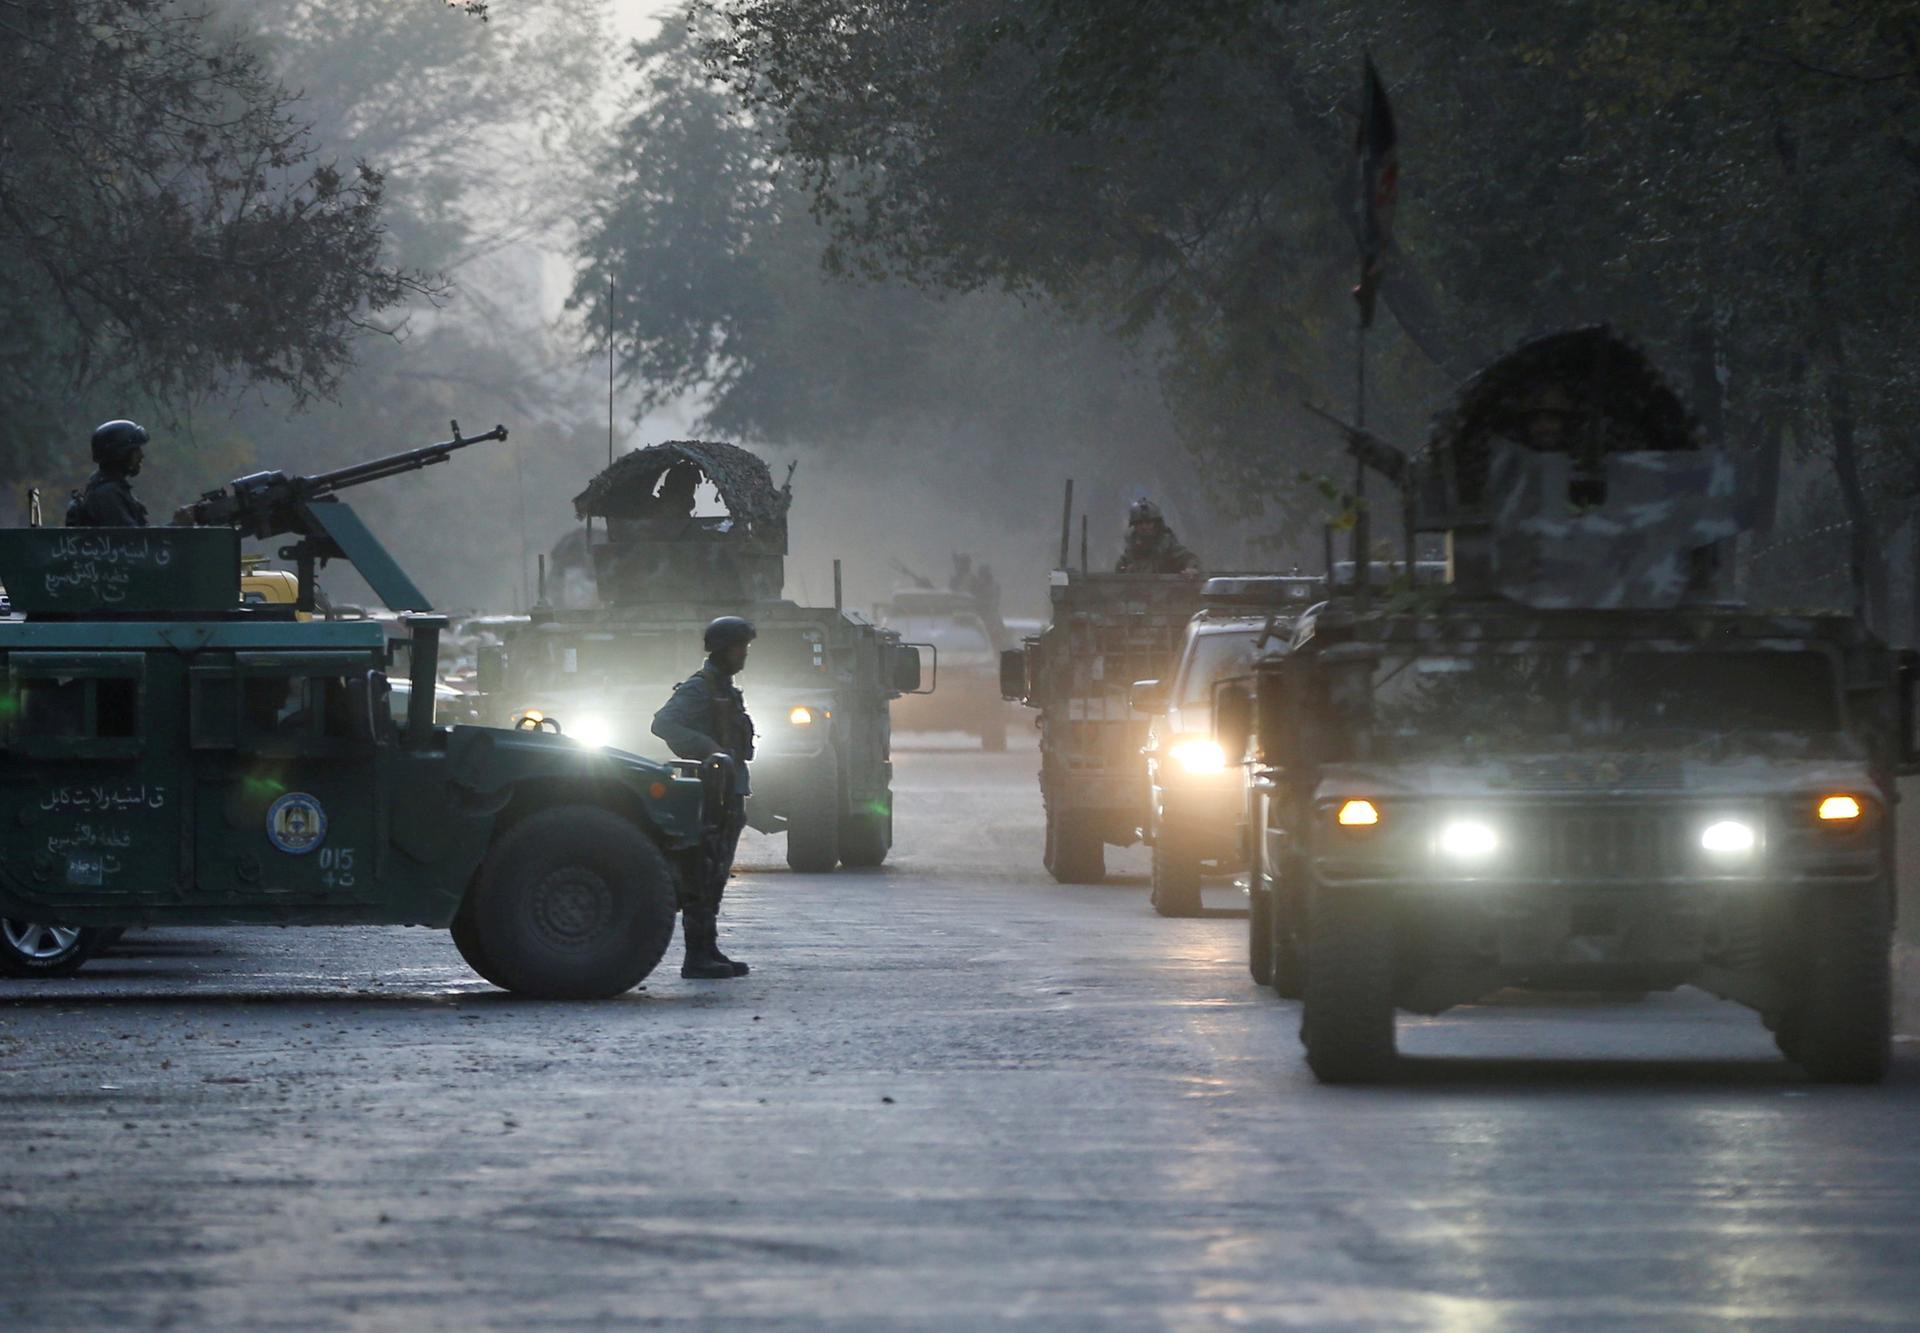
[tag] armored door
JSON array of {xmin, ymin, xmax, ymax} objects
[{"xmin": 190, "ymin": 650, "xmax": 386, "ymax": 911}]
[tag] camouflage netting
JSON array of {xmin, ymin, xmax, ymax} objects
[
  {"xmin": 572, "ymin": 440, "xmax": 791, "ymax": 549},
  {"xmin": 1421, "ymin": 326, "xmax": 1700, "ymax": 509}
]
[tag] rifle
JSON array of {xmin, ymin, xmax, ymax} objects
[
  {"xmin": 1303, "ymin": 402, "xmax": 1407, "ymax": 487},
  {"xmin": 176, "ymin": 420, "xmax": 508, "ymax": 537}
]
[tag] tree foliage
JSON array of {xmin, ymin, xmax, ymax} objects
[
  {"xmin": 0, "ymin": 0, "xmax": 428, "ymax": 478},
  {"xmin": 687, "ymin": 0, "xmax": 1920, "ymax": 603}
]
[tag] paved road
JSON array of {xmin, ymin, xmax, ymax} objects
[{"xmin": 4, "ymin": 735, "xmax": 1919, "ymax": 1328}]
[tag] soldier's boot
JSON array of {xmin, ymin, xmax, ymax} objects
[
  {"xmin": 709, "ymin": 929, "xmax": 750, "ymax": 978},
  {"xmin": 708, "ymin": 884, "xmax": 749, "ymax": 977},
  {"xmin": 679, "ymin": 910, "xmax": 735, "ymax": 981}
]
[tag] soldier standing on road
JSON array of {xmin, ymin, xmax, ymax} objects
[
  {"xmin": 65, "ymin": 420, "xmax": 151, "ymax": 528},
  {"xmin": 651, "ymin": 616, "xmax": 758, "ymax": 980},
  {"xmin": 1115, "ymin": 498, "xmax": 1200, "ymax": 575}
]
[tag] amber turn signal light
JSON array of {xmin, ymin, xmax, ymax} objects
[
  {"xmin": 1337, "ymin": 799, "xmax": 1380, "ymax": 827},
  {"xmin": 1817, "ymin": 795, "xmax": 1863, "ymax": 822}
]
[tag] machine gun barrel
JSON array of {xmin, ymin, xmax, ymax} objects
[
  {"xmin": 176, "ymin": 420, "xmax": 508, "ymax": 533},
  {"xmin": 301, "ymin": 420, "xmax": 509, "ymax": 499}
]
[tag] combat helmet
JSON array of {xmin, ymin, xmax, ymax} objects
[
  {"xmin": 1128, "ymin": 498, "xmax": 1164, "ymax": 526},
  {"xmin": 703, "ymin": 616, "xmax": 758, "ymax": 652},
  {"xmin": 90, "ymin": 419, "xmax": 150, "ymax": 469}
]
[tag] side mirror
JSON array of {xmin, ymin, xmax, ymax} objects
[
  {"xmin": 1900, "ymin": 651, "xmax": 1920, "ymax": 776},
  {"xmin": 891, "ymin": 643, "xmax": 925, "ymax": 694},
  {"xmin": 1000, "ymin": 648, "xmax": 1029, "ymax": 702},
  {"xmin": 1129, "ymin": 678, "xmax": 1168, "ymax": 715},
  {"xmin": 1213, "ymin": 679, "xmax": 1253, "ymax": 762},
  {"xmin": 477, "ymin": 643, "xmax": 506, "ymax": 696}
]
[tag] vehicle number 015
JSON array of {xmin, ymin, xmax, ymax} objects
[{"xmin": 319, "ymin": 846, "xmax": 357, "ymax": 887}]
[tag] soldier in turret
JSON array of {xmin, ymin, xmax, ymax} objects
[
  {"xmin": 651, "ymin": 616, "xmax": 758, "ymax": 980},
  {"xmin": 66, "ymin": 420, "xmax": 150, "ymax": 528},
  {"xmin": 1115, "ymin": 498, "xmax": 1200, "ymax": 575}
]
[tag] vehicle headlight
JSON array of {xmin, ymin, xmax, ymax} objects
[
  {"xmin": 789, "ymin": 706, "xmax": 815, "ymax": 726},
  {"xmin": 1437, "ymin": 819, "xmax": 1499, "ymax": 860},
  {"xmin": 1700, "ymin": 820, "xmax": 1756, "ymax": 855},
  {"xmin": 1168, "ymin": 737, "xmax": 1226, "ymax": 774},
  {"xmin": 572, "ymin": 712, "xmax": 614, "ymax": 748}
]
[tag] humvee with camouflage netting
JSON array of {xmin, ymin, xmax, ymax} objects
[
  {"xmin": 480, "ymin": 442, "xmax": 924, "ymax": 873},
  {"xmin": 1228, "ymin": 328, "xmax": 1919, "ymax": 1084}
]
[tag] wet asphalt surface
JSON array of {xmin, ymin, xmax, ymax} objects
[{"xmin": 4, "ymin": 733, "xmax": 1920, "ymax": 1329}]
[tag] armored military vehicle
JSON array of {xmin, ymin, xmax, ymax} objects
[
  {"xmin": 479, "ymin": 442, "xmax": 924, "ymax": 873},
  {"xmin": 880, "ymin": 586, "xmax": 1011, "ymax": 750},
  {"xmin": 1229, "ymin": 328, "xmax": 1917, "ymax": 1083},
  {"xmin": 1001, "ymin": 488, "xmax": 1206, "ymax": 881},
  {"xmin": 0, "ymin": 424, "xmax": 709, "ymax": 997}
]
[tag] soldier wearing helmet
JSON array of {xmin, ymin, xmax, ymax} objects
[
  {"xmin": 651, "ymin": 615, "xmax": 758, "ymax": 979},
  {"xmin": 1115, "ymin": 497, "xmax": 1200, "ymax": 575},
  {"xmin": 65, "ymin": 420, "xmax": 151, "ymax": 528}
]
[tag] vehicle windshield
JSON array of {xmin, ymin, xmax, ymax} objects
[
  {"xmin": 1177, "ymin": 628, "xmax": 1266, "ymax": 709},
  {"xmin": 512, "ymin": 625, "xmax": 831, "ymax": 693},
  {"xmin": 1369, "ymin": 648, "xmax": 1842, "ymax": 753},
  {"xmin": 889, "ymin": 615, "xmax": 992, "ymax": 655}
]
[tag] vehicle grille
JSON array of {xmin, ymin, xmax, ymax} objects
[{"xmin": 1525, "ymin": 807, "xmax": 1687, "ymax": 880}]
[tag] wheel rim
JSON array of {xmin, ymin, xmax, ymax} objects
[
  {"xmin": 2, "ymin": 920, "xmax": 81, "ymax": 960},
  {"xmin": 527, "ymin": 868, "xmax": 615, "ymax": 951}
]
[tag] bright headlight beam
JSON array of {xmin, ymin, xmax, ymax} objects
[
  {"xmin": 1437, "ymin": 820, "xmax": 1498, "ymax": 859},
  {"xmin": 572, "ymin": 713, "xmax": 614, "ymax": 748},
  {"xmin": 1700, "ymin": 820, "xmax": 1756, "ymax": 854},
  {"xmin": 1337, "ymin": 799, "xmax": 1379, "ymax": 827},
  {"xmin": 1168, "ymin": 737, "xmax": 1226, "ymax": 774},
  {"xmin": 789, "ymin": 706, "xmax": 814, "ymax": 726}
]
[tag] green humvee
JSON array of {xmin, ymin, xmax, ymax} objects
[{"xmin": 0, "ymin": 426, "xmax": 706, "ymax": 997}]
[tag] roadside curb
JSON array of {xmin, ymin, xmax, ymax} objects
[{"xmin": 1898, "ymin": 943, "xmax": 1920, "ymax": 1038}]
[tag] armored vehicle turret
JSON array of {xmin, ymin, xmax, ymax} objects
[
  {"xmin": 481, "ymin": 441, "xmax": 924, "ymax": 873},
  {"xmin": 0, "ymin": 424, "xmax": 708, "ymax": 997},
  {"xmin": 1233, "ymin": 328, "xmax": 1920, "ymax": 1083}
]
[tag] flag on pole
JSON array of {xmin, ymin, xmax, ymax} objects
[{"xmin": 1353, "ymin": 54, "xmax": 1398, "ymax": 329}]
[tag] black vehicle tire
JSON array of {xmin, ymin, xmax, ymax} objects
[
  {"xmin": 840, "ymin": 797, "xmax": 892, "ymax": 868},
  {"xmin": 1043, "ymin": 806, "xmax": 1105, "ymax": 884},
  {"xmin": 1248, "ymin": 882, "xmax": 1274, "ymax": 985},
  {"xmin": 465, "ymin": 805, "xmax": 677, "ymax": 999},
  {"xmin": 1777, "ymin": 880, "xmax": 1891, "ymax": 1084},
  {"xmin": 449, "ymin": 893, "xmax": 506, "ymax": 990},
  {"xmin": 1269, "ymin": 855, "xmax": 1306, "ymax": 1000},
  {"xmin": 1300, "ymin": 886, "xmax": 1397, "ymax": 1084},
  {"xmin": 0, "ymin": 921, "xmax": 104, "ymax": 979},
  {"xmin": 786, "ymin": 756, "xmax": 843, "ymax": 873},
  {"xmin": 1150, "ymin": 838, "xmax": 1203, "ymax": 918}
]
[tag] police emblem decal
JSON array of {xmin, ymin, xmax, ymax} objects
[{"xmin": 266, "ymin": 793, "xmax": 327, "ymax": 855}]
